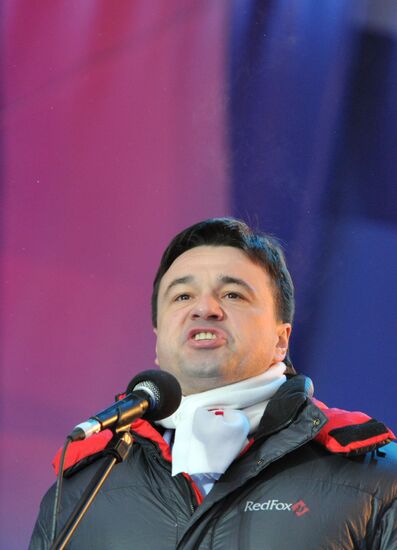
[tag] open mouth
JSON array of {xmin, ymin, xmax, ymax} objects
[
  {"xmin": 192, "ymin": 331, "xmax": 217, "ymax": 341},
  {"xmin": 187, "ymin": 328, "xmax": 227, "ymax": 348}
]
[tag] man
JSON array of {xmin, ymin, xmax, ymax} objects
[{"xmin": 30, "ymin": 218, "xmax": 397, "ymax": 549}]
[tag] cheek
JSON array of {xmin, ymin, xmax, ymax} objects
[
  {"xmin": 157, "ymin": 316, "xmax": 175, "ymax": 341},
  {"xmin": 246, "ymin": 317, "xmax": 278, "ymax": 346},
  {"xmin": 237, "ymin": 311, "xmax": 269, "ymax": 333},
  {"xmin": 159, "ymin": 307, "xmax": 186, "ymax": 332},
  {"xmin": 156, "ymin": 321, "xmax": 179, "ymax": 356},
  {"xmin": 155, "ymin": 336, "xmax": 169, "ymax": 363}
]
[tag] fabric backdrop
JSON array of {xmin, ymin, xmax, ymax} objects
[
  {"xmin": 1, "ymin": 2, "xmax": 229, "ymax": 547},
  {"xmin": 229, "ymin": 0, "xmax": 397, "ymax": 425}
]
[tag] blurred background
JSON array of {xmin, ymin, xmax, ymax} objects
[{"xmin": 1, "ymin": 1, "xmax": 396, "ymax": 547}]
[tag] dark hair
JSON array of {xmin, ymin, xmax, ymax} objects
[{"xmin": 151, "ymin": 218, "xmax": 295, "ymax": 371}]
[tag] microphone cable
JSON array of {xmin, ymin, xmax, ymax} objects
[{"xmin": 50, "ymin": 436, "xmax": 72, "ymax": 545}]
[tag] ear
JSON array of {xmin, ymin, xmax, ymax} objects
[
  {"xmin": 273, "ymin": 323, "xmax": 292, "ymax": 363},
  {"xmin": 153, "ymin": 327, "xmax": 159, "ymax": 366}
]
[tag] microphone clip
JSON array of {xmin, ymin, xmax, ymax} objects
[{"xmin": 103, "ymin": 430, "xmax": 134, "ymax": 464}]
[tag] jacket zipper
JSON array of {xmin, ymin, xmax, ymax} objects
[
  {"xmin": 175, "ymin": 474, "xmax": 197, "ymax": 514},
  {"xmin": 144, "ymin": 440, "xmax": 198, "ymax": 515}
]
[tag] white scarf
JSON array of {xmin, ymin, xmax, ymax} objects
[{"xmin": 157, "ymin": 362, "xmax": 286, "ymax": 477}]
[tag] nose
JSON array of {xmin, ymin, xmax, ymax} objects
[{"xmin": 190, "ymin": 294, "xmax": 224, "ymax": 321}]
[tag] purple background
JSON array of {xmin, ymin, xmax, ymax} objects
[{"xmin": 1, "ymin": 2, "xmax": 229, "ymax": 547}]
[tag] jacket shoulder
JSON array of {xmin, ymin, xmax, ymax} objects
[
  {"xmin": 52, "ymin": 419, "xmax": 170, "ymax": 477},
  {"xmin": 312, "ymin": 397, "xmax": 395, "ymax": 456}
]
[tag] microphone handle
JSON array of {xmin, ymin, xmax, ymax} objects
[{"xmin": 69, "ymin": 391, "xmax": 150, "ymax": 442}]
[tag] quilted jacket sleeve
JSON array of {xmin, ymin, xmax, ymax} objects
[
  {"xmin": 28, "ymin": 489, "xmax": 53, "ymax": 550},
  {"xmin": 372, "ymin": 498, "xmax": 397, "ymax": 550}
]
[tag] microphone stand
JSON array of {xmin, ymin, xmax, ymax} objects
[{"xmin": 50, "ymin": 430, "xmax": 133, "ymax": 550}]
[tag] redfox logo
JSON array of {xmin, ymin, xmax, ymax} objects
[
  {"xmin": 244, "ymin": 499, "xmax": 309, "ymax": 517},
  {"xmin": 291, "ymin": 500, "xmax": 310, "ymax": 517}
]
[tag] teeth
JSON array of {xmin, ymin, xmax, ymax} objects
[{"xmin": 194, "ymin": 332, "xmax": 217, "ymax": 341}]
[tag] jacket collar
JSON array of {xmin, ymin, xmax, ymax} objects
[
  {"xmin": 256, "ymin": 375, "xmax": 314, "ymax": 439},
  {"xmin": 255, "ymin": 375, "xmax": 395, "ymax": 455}
]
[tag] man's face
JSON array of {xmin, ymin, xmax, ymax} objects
[{"xmin": 154, "ymin": 246, "xmax": 291, "ymax": 395}]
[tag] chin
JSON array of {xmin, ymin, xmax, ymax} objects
[{"xmin": 178, "ymin": 367, "xmax": 227, "ymax": 394}]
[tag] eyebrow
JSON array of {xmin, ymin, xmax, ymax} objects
[
  {"xmin": 219, "ymin": 276, "xmax": 255, "ymax": 296},
  {"xmin": 163, "ymin": 275, "xmax": 194, "ymax": 298}
]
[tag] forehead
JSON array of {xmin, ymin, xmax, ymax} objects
[{"xmin": 159, "ymin": 245, "xmax": 272, "ymax": 292}]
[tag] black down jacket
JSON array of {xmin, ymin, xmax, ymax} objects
[{"xmin": 30, "ymin": 376, "xmax": 397, "ymax": 550}]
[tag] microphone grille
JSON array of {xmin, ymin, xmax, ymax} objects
[
  {"xmin": 133, "ymin": 380, "xmax": 161, "ymax": 407},
  {"xmin": 126, "ymin": 369, "xmax": 182, "ymax": 421}
]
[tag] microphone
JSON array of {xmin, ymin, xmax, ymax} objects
[{"xmin": 68, "ymin": 369, "xmax": 182, "ymax": 442}]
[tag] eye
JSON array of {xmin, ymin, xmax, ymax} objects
[
  {"xmin": 175, "ymin": 293, "xmax": 191, "ymax": 302},
  {"xmin": 224, "ymin": 291, "xmax": 243, "ymax": 300}
]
